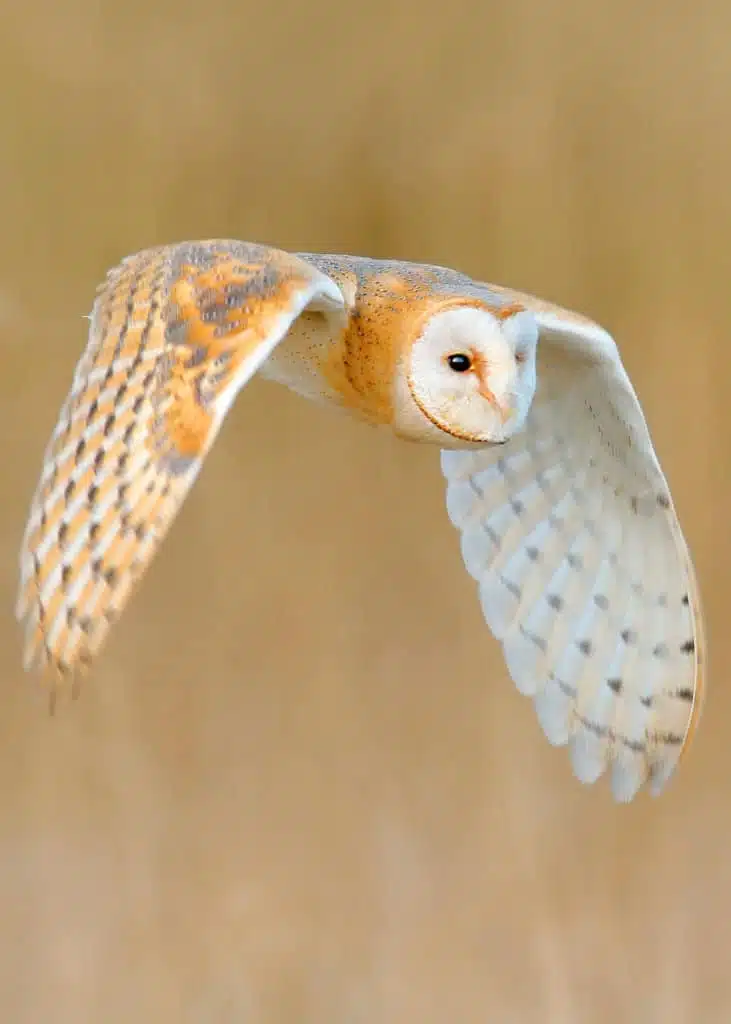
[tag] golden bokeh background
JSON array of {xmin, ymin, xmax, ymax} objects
[{"xmin": 1, "ymin": 1, "xmax": 729, "ymax": 1020}]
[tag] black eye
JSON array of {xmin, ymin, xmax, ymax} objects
[{"xmin": 446, "ymin": 353, "xmax": 472, "ymax": 373}]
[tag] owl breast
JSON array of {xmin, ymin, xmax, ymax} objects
[
  {"xmin": 260, "ymin": 309, "xmax": 399, "ymax": 428},
  {"xmin": 258, "ymin": 310, "xmax": 344, "ymax": 406}
]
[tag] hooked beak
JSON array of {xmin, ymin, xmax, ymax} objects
[{"xmin": 478, "ymin": 383, "xmax": 512, "ymax": 424}]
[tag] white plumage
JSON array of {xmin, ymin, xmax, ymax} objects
[{"xmin": 440, "ymin": 307, "xmax": 701, "ymax": 801}]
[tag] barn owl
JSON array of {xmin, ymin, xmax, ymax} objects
[{"xmin": 16, "ymin": 240, "xmax": 705, "ymax": 803}]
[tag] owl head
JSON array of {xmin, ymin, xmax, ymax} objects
[{"xmin": 402, "ymin": 304, "xmax": 540, "ymax": 447}]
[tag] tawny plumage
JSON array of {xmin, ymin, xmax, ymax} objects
[{"xmin": 17, "ymin": 239, "xmax": 705, "ymax": 802}]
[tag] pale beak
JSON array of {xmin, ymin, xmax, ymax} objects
[{"xmin": 478, "ymin": 383, "xmax": 512, "ymax": 424}]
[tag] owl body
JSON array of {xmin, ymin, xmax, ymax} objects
[{"xmin": 16, "ymin": 239, "xmax": 705, "ymax": 803}]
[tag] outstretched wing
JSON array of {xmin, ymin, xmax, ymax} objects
[
  {"xmin": 17, "ymin": 240, "xmax": 346, "ymax": 694},
  {"xmin": 440, "ymin": 289, "xmax": 705, "ymax": 802}
]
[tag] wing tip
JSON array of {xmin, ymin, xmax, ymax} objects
[
  {"xmin": 20, "ymin": 636, "xmax": 90, "ymax": 709},
  {"xmin": 538, "ymin": 703, "xmax": 687, "ymax": 804},
  {"xmin": 17, "ymin": 590, "xmax": 94, "ymax": 704}
]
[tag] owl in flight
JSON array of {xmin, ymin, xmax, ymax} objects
[{"xmin": 16, "ymin": 240, "xmax": 705, "ymax": 802}]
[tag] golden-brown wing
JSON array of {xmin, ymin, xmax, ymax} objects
[{"xmin": 17, "ymin": 240, "xmax": 346, "ymax": 697}]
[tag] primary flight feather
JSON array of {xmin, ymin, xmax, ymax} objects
[{"xmin": 16, "ymin": 239, "xmax": 705, "ymax": 802}]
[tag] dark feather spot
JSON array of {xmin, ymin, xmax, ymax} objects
[
  {"xmin": 577, "ymin": 639, "xmax": 592, "ymax": 655},
  {"xmin": 481, "ymin": 521, "xmax": 500, "ymax": 545},
  {"xmin": 103, "ymin": 414, "xmax": 116, "ymax": 437},
  {"xmin": 653, "ymin": 643, "xmax": 669, "ymax": 658},
  {"xmin": 680, "ymin": 639, "xmax": 695, "ymax": 654},
  {"xmin": 535, "ymin": 471, "xmax": 549, "ymax": 492},
  {"xmin": 676, "ymin": 687, "xmax": 694, "ymax": 702},
  {"xmin": 510, "ymin": 499, "xmax": 524, "ymax": 517},
  {"xmin": 640, "ymin": 695, "xmax": 654, "ymax": 708},
  {"xmin": 621, "ymin": 629, "xmax": 636, "ymax": 644},
  {"xmin": 64, "ymin": 479, "xmax": 76, "ymax": 502},
  {"xmin": 567, "ymin": 553, "xmax": 583, "ymax": 570},
  {"xmin": 93, "ymin": 449, "xmax": 106, "ymax": 472},
  {"xmin": 656, "ymin": 494, "xmax": 670, "ymax": 509},
  {"xmin": 61, "ymin": 564, "xmax": 72, "ymax": 585},
  {"xmin": 87, "ymin": 485, "xmax": 98, "ymax": 505},
  {"xmin": 550, "ymin": 672, "xmax": 577, "ymax": 699},
  {"xmin": 607, "ymin": 678, "xmax": 622, "ymax": 694},
  {"xmin": 575, "ymin": 714, "xmax": 607, "ymax": 739},
  {"xmin": 593, "ymin": 594, "xmax": 609, "ymax": 610},
  {"xmin": 89, "ymin": 522, "xmax": 100, "ymax": 541},
  {"xmin": 75, "ymin": 438, "xmax": 86, "ymax": 460},
  {"xmin": 520, "ymin": 625, "xmax": 547, "ymax": 652},
  {"xmin": 657, "ymin": 731, "xmax": 684, "ymax": 747},
  {"xmin": 525, "ymin": 546, "xmax": 540, "ymax": 562},
  {"xmin": 681, "ymin": 594, "xmax": 690, "ymax": 606},
  {"xmin": 58, "ymin": 522, "xmax": 69, "ymax": 545},
  {"xmin": 547, "ymin": 594, "xmax": 563, "ymax": 610}
]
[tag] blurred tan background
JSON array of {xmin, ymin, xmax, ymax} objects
[{"xmin": 0, "ymin": 1, "xmax": 729, "ymax": 1020}]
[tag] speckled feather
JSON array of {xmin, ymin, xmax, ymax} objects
[
  {"xmin": 16, "ymin": 239, "xmax": 705, "ymax": 802},
  {"xmin": 16, "ymin": 240, "xmax": 346, "ymax": 697}
]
